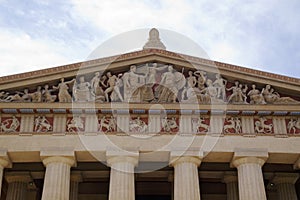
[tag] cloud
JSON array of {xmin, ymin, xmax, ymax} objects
[{"xmin": 0, "ymin": 29, "xmax": 70, "ymax": 76}]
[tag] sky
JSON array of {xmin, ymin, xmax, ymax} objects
[{"xmin": 0, "ymin": 0, "xmax": 300, "ymax": 78}]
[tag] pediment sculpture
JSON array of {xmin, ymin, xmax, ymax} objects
[{"xmin": 0, "ymin": 62, "xmax": 299, "ymax": 105}]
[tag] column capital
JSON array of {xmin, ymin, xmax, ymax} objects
[
  {"xmin": 170, "ymin": 156, "xmax": 202, "ymax": 167},
  {"xmin": 293, "ymin": 156, "xmax": 300, "ymax": 169},
  {"xmin": 42, "ymin": 156, "xmax": 75, "ymax": 167},
  {"xmin": 272, "ymin": 173, "xmax": 299, "ymax": 184},
  {"xmin": 169, "ymin": 149, "xmax": 203, "ymax": 167},
  {"xmin": 231, "ymin": 148, "xmax": 268, "ymax": 168},
  {"xmin": 5, "ymin": 172, "xmax": 32, "ymax": 183},
  {"xmin": 40, "ymin": 147, "xmax": 76, "ymax": 167},
  {"xmin": 223, "ymin": 172, "xmax": 238, "ymax": 183},
  {"xmin": 107, "ymin": 156, "xmax": 139, "ymax": 167},
  {"xmin": 0, "ymin": 149, "xmax": 12, "ymax": 168},
  {"xmin": 106, "ymin": 147, "xmax": 139, "ymax": 167}
]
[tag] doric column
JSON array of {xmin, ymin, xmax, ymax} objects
[
  {"xmin": 40, "ymin": 150, "xmax": 76, "ymax": 200},
  {"xmin": 70, "ymin": 171, "xmax": 83, "ymax": 200},
  {"xmin": 170, "ymin": 151, "xmax": 203, "ymax": 200},
  {"xmin": 272, "ymin": 173, "xmax": 299, "ymax": 200},
  {"xmin": 5, "ymin": 172, "xmax": 32, "ymax": 200},
  {"xmin": 231, "ymin": 149, "xmax": 268, "ymax": 200},
  {"xmin": 0, "ymin": 150, "xmax": 11, "ymax": 198},
  {"xmin": 107, "ymin": 150, "xmax": 139, "ymax": 200},
  {"xmin": 223, "ymin": 172, "xmax": 239, "ymax": 200}
]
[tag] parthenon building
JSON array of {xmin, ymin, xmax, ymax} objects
[{"xmin": 0, "ymin": 28, "xmax": 299, "ymax": 200}]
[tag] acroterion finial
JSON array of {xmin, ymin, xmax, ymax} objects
[{"xmin": 143, "ymin": 28, "xmax": 166, "ymax": 50}]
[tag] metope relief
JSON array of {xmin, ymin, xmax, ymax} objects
[
  {"xmin": 34, "ymin": 116, "xmax": 53, "ymax": 132},
  {"xmin": 223, "ymin": 117, "xmax": 242, "ymax": 134},
  {"xmin": 161, "ymin": 117, "xmax": 179, "ymax": 133},
  {"xmin": 66, "ymin": 116, "xmax": 85, "ymax": 132},
  {"xmin": 98, "ymin": 115, "xmax": 117, "ymax": 133},
  {"xmin": 0, "ymin": 116, "xmax": 20, "ymax": 132},
  {"xmin": 191, "ymin": 117, "xmax": 210, "ymax": 133},
  {"xmin": 254, "ymin": 117, "xmax": 273, "ymax": 134},
  {"xmin": 286, "ymin": 118, "xmax": 300, "ymax": 134},
  {"xmin": 129, "ymin": 117, "xmax": 148, "ymax": 133}
]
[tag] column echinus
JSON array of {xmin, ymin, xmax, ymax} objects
[
  {"xmin": 169, "ymin": 150, "xmax": 203, "ymax": 200},
  {"xmin": 5, "ymin": 172, "xmax": 32, "ymax": 200},
  {"xmin": 106, "ymin": 149, "xmax": 139, "ymax": 200},
  {"xmin": 0, "ymin": 150, "xmax": 11, "ymax": 198},
  {"xmin": 40, "ymin": 149, "xmax": 76, "ymax": 200},
  {"xmin": 231, "ymin": 149, "xmax": 269, "ymax": 200},
  {"xmin": 272, "ymin": 173, "xmax": 299, "ymax": 200}
]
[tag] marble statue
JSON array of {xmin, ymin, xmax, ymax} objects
[
  {"xmin": 123, "ymin": 65, "xmax": 146, "ymax": 102},
  {"xmin": 213, "ymin": 74, "xmax": 227, "ymax": 101},
  {"xmin": 247, "ymin": 84, "xmax": 266, "ymax": 104},
  {"xmin": 0, "ymin": 91, "xmax": 9, "ymax": 102},
  {"xmin": 34, "ymin": 116, "xmax": 52, "ymax": 132},
  {"xmin": 287, "ymin": 118, "xmax": 300, "ymax": 134},
  {"xmin": 255, "ymin": 117, "xmax": 273, "ymax": 134},
  {"xmin": 161, "ymin": 117, "xmax": 178, "ymax": 132},
  {"xmin": 194, "ymin": 70, "xmax": 207, "ymax": 91},
  {"xmin": 224, "ymin": 117, "xmax": 242, "ymax": 134},
  {"xmin": 42, "ymin": 84, "xmax": 57, "ymax": 102},
  {"xmin": 262, "ymin": 84, "xmax": 300, "ymax": 104},
  {"xmin": 0, "ymin": 116, "xmax": 20, "ymax": 132},
  {"xmin": 31, "ymin": 86, "xmax": 42, "ymax": 102},
  {"xmin": 227, "ymin": 81, "xmax": 248, "ymax": 104},
  {"xmin": 53, "ymin": 78, "xmax": 75, "ymax": 102},
  {"xmin": 73, "ymin": 76, "xmax": 91, "ymax": 102},
  {"xmin": 155, "ymin": 65, "xmax": 186, "ymax": 103},
  {"xmin": 98, "ymin": 116, "xmax": 116, "ymax": 133},
  {"xmin": 90, "ymin": 72, "xmax": 105, "ymax": 102},
  {"xmin": 129, "ymin": 117, "xmax": 148, "ymax": 132},
  {"xmin": 104, "ymin": 72, "xmax": 124, "ymax": 102}
]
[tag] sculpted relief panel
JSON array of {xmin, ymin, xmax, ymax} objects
[{"xmin": 0, "ymin": 62, "xmax": 299, "ymax": 105}]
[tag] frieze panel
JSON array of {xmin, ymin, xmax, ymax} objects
[
  {"xmin": 254, "ymin": 117, "xmax": 274, "ymax": 134},
  {"xmin": 161, "ymin": 116, "xmax": 179, "ymax": 133},
  {"xmin": 223, "ymin": 117, "xmax": 242, "ymax": 134},
  {"xmin": 66, "ymin": 116, "xmax": 85, "ymax": 132},
  {"xmin": 0, "ymin": 116, "xmax": 20, "ymax": 132},
  {"xmin": 98, "ymin": 115, "xmax": 117, "ymax": 133},
  {"xmin": 191, "ymin": 117, "xmax": 210, "ymax": 134},
  {"xmin": 286, "ymin": 118, "xmax": 300, "ymax": 134},
  {"xmin": 34, "ymin": 115, "xmax": 53, "ymax": 132},
  {"xmin": 1, "ymin": 62, "xmax": 299, "ymax": 105}
]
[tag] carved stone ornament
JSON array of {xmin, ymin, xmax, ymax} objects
[
  {"xmin": 143, "ymin": 28, "xmax": 166, "ymax": 50},
  {"xmin": 98, "ymin": 116, "xmax": 117, "ymax": 133},
  {"xmin": 223, "ymin": 117, "xmax": 242, "ymax": 134},
  {"xmin": 192, "ymin": 117, "xmax": 209, "ymax": 133},
  {"xmin": 0, "ymin": 116, "xmax": 20, "ymax": 132},
  {"xmin": 129, "ymin": 117, "xmax": 148, "ymax": 133},
  {"xmin": 255, "ymin": 117, "xmax": 273, "ymax": 134},
  {"xmin": 161, "ymin": 117, "xmax": 178, "ymax": 132},
  {"xmin": 287, "ymin": 118, "xmax": 300, "ymax": 134},
  {"xmin": 34, "ymin": 116, "xmax": 52, "ymax": 132},
  {"xmin": 67, "ymin": 116, "xmax": 85, "ymax": 132}
]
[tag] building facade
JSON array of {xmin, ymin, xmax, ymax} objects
[{"xmin": 0, "ymin": 29, "xmax": 299, "ymax": 200}]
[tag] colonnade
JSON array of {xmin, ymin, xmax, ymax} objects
[{"xmin": 0, "ymin": 150, "xmax": 299, "ymax": 200}]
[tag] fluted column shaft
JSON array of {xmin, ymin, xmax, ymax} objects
[
  {"xmin": 272, "ymin": 173, "xmax": 299, "ymax": 200},
  {"xmin": 6, "ymin": 182, "xmax": 27, "ymax": 200},
  {"xmin": 223, "ymin": 173, "xmax": 239, "ymax": 200},
  {"xmin": 171, "ymin": 157, "xmax": 201, "ymax": 200},
  {"xmin": 70, "ymin": 172, "xmax": 82, "ymax": 200},
  {"xmin": 41, "ymin": 156, "xmax": 75, "ymax": 200},
  {"xmin": 5, "ymin": 172, "xmax": 31, "ymax": 200},
  {"xmin": 0, "ymin": 156, "xmax": 10, "ymax": 198},
  {"xmin": 108, "ymin": 156, "xmax": 138, "ymax": 200},
  {"xmin": 232, "ymin": 157, "xmax": 267, "ymax": 200}
]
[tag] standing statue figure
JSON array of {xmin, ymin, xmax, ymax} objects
[
  {"xmin": 247, "ymin": 84, "xmax": 266, "ymax": 104},
  {"xmin": 104, "ymin": 72, "xmax": 123, "ymax": 102},
  {"xmin": 194, "ymin": 71, "xmax": 207, "ymax": 90},
  {"xmin": 155, "ymin": 65, "xmax": 186, "ymax": 103},
  {"xmin": 213, "ymin": 74, "xmax": 227, "ymax": 101},
  {"xmin": 227, "ymin": 81, "xmax": 248, "ymax": 104},
  {"xmin": 53, "ymin": 78, "xmax": 75, "ymax": 102},
  {"xmin": 42, "ymin": 84, "xmax": 57, "ymax": 102},
  {"xmin": 187, "ymin": 71, "xmax": 197, "ymax": 88},
  {"xmin": 90, "ymin": 72, "xmax": 105, "ymax": 102},
  {"xmin": 123, "ymin": 65, "xmax": 146, "ymax": 102},
  {"xmin": 20, "ymin": 89, "xmax": 32, "ymax": 102}
]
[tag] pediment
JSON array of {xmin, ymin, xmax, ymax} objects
[{"xmin": 0, "ymin": 48, "xmax": 300, "ymax": 106}]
